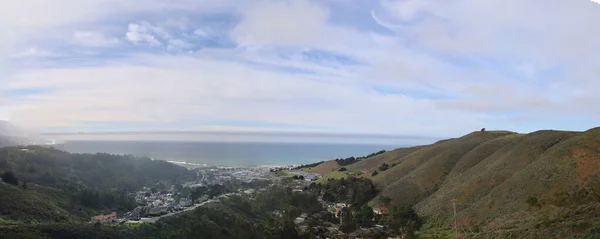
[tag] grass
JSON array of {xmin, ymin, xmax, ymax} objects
[
  {"xmin": 314, "ymin": 169, "xmax": 362, "ymax": 184},
  {"xmin": 0, "ymin": 183, "xmax": 76, "ymax": 223},
  {"xmin": 307, "ymin": 160, "xmax": 340, "ymax": 175},
  {"xmin": 346, "ymin": 128, "xmax": 600, "ymax": 237}
]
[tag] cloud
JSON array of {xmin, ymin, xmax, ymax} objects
[
  {"xmin": 6, "ymin": 54, "xmax": 481, "ymax": 137},
  {"xmin": 2, "ymin": 0, "xmax": 600, "ymax": 141},
  {"xmin": 232, "ymin": 0, "xmax": 330, "ymax": 46},
  {"xmin": 11, "ymin": 48, "xmax": 57, "ymax": 59},
  {"xmin": 125, "ymin": 23, "xmax": 161, "ymax": 46},
  {"xmin": 73, "ymin": 31, "xmax": 120, "ymax": 47}
]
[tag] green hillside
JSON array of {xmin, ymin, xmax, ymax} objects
[
  {"xmin": 0, "ymin": 146, "xmax": 197, "ymax": 224},
  {"xmin": 306, "ymin": 127, "xmax": 600, "ymax": 237}
]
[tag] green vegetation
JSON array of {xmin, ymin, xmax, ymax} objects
[
  {"xmin": 0, "ymin": 186, "xmax": 328, "ymax": 239},
  {"xmin": 382, "ymin": 205, "xmax": 421, "ymax": 238},
  {"xmin": 0, "ymin": 146, "xmax": 196, "ymax": 223},
  {"xmin": 378, "ymin": 163, "xmax": 389, "ymax": 171},
  {"xmin": 2, "ymin": 171, "xmax": 19, "ymax": 185},
  {"xmin": 334, "ymin": 150, "xmax": 387, "ymax": 166},
  {"xmin": 311, "ymin": 177, "xmax": 378, "ymax": 208}
]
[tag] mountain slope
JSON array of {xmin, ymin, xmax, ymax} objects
[{"xmin": 317, "ymin": 127, "xmax": 600, "ymax": 230}]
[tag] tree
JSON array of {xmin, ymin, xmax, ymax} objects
[
  {"xmin": 481, "ymin": 128, "xmax": 486, "ymax": 132},
  {"xmin": 382, "ymin": 205, "xmax": 421, "ymax": 237},
  {"xmin": 339, "ymin": 207, "xmax": 356, "ymax": 233},
  {"xmin": 378, "ymin": 163, "xmax": 389, "ymax": 171},
  {"xmin": 338, "ymin": 167, "xmax": 347, "ymax": 172},
  {"xmin": 191, "ymin": 186, "xmax": 207, "ymax": 204},
  {"xmin": 356, "ymin": 205, "xmax": 375, "ymax": 226},
  {"xmin": 372, "ymin": 171, "xmax": 378, "ymax": 177},
  {"xmin": 2, "ymin": 171, "xmax": 19, "ymax": 186}
]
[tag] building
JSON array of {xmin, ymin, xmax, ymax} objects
[
  {"xmin": 91, "ymin": 212, "xmax": 118, "ymax": 224},
  {"xmin": 372, "ymin": 207, "xmax": 383, "ymax": 215},
  {"xmin": 179, "ymin": 198, "xmax": 193, "ymax": 207}
]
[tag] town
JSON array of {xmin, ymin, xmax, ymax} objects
[
  {"xmin": 92, "ymin": 166, "xmax": 320, "ymax": 224},
  {"xmin": 88, "ymin": 164, "xmax": 391, "ymax": 238}
]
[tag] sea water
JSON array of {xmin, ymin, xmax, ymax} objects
[{"xmin": 58, "ymin": 141, "xmax": 400, "ymax": 167}]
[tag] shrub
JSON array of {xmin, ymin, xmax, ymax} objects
[
  {"xmin": 2, "ymin": 171, "xmax": 19, "ymax": 186},
  {"xmin": 378, "ymin": 163, "xmax": 389, "ymax": 172}
]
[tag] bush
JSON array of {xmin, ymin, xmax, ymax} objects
[
  {"xmin": 372, "ymin": 171, "xmax": 378, "ymax": 177},
  {"xmin": 378, "ymin": 163, "xmax": 389, "ymax": 172},
  {"xmin": 2, "ymin": 171, "xmax": 19, "ymax": 186},
  {"xmin": 338, "ymin": 167, "xmax": 347, "ymax": 172}
]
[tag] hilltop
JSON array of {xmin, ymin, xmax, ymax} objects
[{"xmin": 306, "ymin": 127, "xmax": 600, "ymax": 237}]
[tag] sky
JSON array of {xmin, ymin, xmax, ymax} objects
[{"xmin": 1, "ymin": 0, "xmax": 600, "ymax": 142}]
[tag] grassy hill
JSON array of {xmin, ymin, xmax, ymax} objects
[
  {"xmin": 307, "ymin": 160, "xmax": 340, "ymax": 175},
  {"xmin": 305, "ymin": 127, "xmax": 600, "ymax": 236},
  {"xmin": 0, "ymin": 146, "xmax": 197, "ymax": 224}
]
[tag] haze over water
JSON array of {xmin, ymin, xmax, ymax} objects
[{"xmin": 58, "ymin": 141, "xmax": 399, "ymax": 167}]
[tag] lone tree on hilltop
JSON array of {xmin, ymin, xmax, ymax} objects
[
  {"xmin": 481, "ymin": 128, "xmax": 486, "ymax": 132},
  {"xmin": 2, "ymin": 171, "xmax": 19, "ymax": 186}
]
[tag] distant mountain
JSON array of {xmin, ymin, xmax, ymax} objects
[
  {"xmin": 0, "ymin": 121, "xmax": 49, "ymax": 146},
  {"xmin": 0, "ymin": 121, "xmax": 24, "ymax": 136},
  {"xmin": 308, "ymin": 127, "xmax": 600, "ymax": 238}
]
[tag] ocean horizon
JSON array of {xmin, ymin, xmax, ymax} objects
[{"xmin": 56, "ymin": 140, "xmax": 402, "ymax": 167}]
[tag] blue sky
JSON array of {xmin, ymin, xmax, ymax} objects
[{"xmin": 1, "ymin": 0, "xmax": 600, "ymax": 142}]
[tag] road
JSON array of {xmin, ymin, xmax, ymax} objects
[{"xmin": 137, "ymin": 199, "xmax": 218, "ymax": 223}]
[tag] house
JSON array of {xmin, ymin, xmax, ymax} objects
[
  {"xmin": 372, "ymin": 207, "xmax": 383, "ymax": 215},
  {"xmin": 179, "ymin": 198, "xmax": 193, "ymax": 207},
  {"xmin": 91, "ymin": 212, "xmax": 118, "ymax": 224}
]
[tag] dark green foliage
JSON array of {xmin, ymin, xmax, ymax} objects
[
  {"xmin": 356, "ymin": 205, "xmax": 375, "ymax": 226},
  {"xmin": 378, "ymin": 163, "xmax": 389, "ymax": 171},
  {"xmin": 526, "ymin": 196, "xmax": 541, "ymax": 209},
  {"xmin": 311, "ymin": 177, "xmax": 377, "ymax": 207},
  {"xmin": 379, "ymin": 196, "xmax": 392, "ymax": 204},
  {"xmin": 339, "ymin": 207, "xmax": 356, "ymax": 233},
  {"xmin": 292, "ymin": 175, "xmax": 305, "ymax": 180},
  {"xmin": 2, "ymin": 171, "xmax": 19, "ymax": 185},
  {"xmin": 0, "ymin": 146, "xmax": 196, "ymax": 223},
  {"xmin": 382, "ymin": 205, "xmax": 421, "ymax": 236},
  {"xmin": 372, "ymin": 170, "xmax": 378, "ymax": 176},
  {"xmin": 335, "ymin": 150, "xmax": 387, "ymax": 166},
  {"xmin": 77, "ymin": 188, "xmax": 136, "ymax": 210},
  {"xmin": 338, "ymin": 167, "xmax": 347, "ymax": 172},
  {"xmin": 0, "ymin": 146, "xmax": 196, "ymax": 192},
  {"xmin": 293, "ymin": 161, "xmax": 324, "ymax": 170}
]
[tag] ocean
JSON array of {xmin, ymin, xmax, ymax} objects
[{"xmin": 57, "ymin": 141, "xmax": 401, "ymax": 167}]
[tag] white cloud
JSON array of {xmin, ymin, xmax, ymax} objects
[
  {"xmin": 125, "ymin": 23, "xmax": 161, "ymax": 46},
  {"xmin": 167, "ymin": 39, "xmax": 193, "ymax": 50},
  {"xmin": 2, "ymin": 0, "xmax": 600, "ymax": 138},
  {"xmin": 6, "ymin": 54, "xmax": 480, "ymax": 137},
  {"xmin": 193, "ymin": 29, "xmax": 207, "ymax": 37},
  {"xmin": 232, "ymin": 0, "xmax": 330, "ymax": 46},
  {"xmin": 73, "ymin": 31, "xmax": 119, "ymax": 47},
  {"xmin": 11, "ymin": 47, "xmax": 57, "ymax": 58}
]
